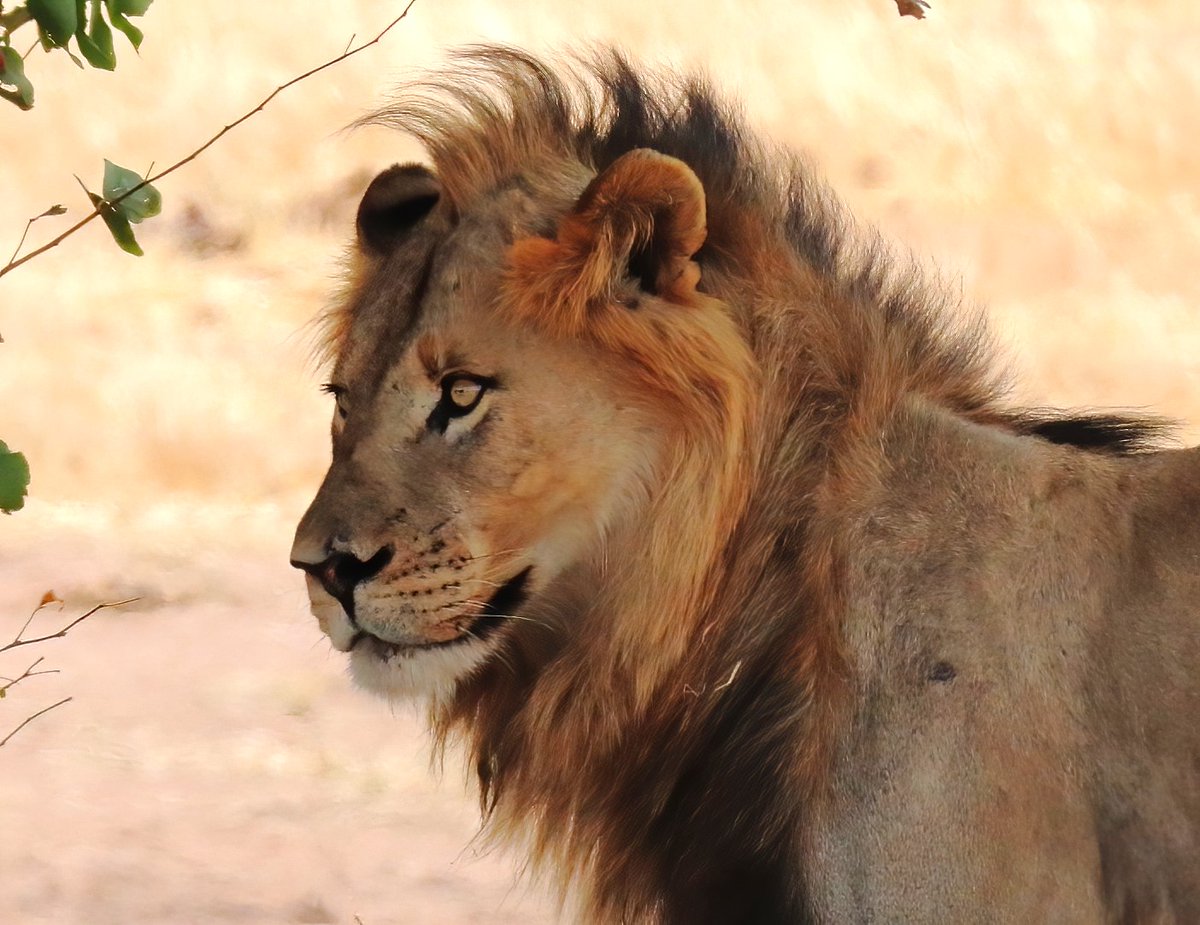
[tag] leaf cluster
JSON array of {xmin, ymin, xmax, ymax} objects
[
  {"xmin": 78, "ymin": 158, "xmax": 162, "ymax": 255},
  {"xmin": 0, "ymin": 1, "xmax": 416, "ymax": 515},
  {"xmin": 0, "ymin": 0, "xmax": 152, "ymax": 109}
]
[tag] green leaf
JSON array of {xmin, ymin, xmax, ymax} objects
[
  {"xmin": 0, "ymin": 47, "xmax": 35, "ymax": 110},
  {"xmin": 102, "ymin": 159, "xmax": 161, "ymax": 223},
  {"xmin": 101, "ymin": 158, "xmax": 143, "ymax": 202},
  {"xmin": 105, "ymin": 1, "xmax": 143, "ymax": 49},
  {"xmin": 111, "ymin": 0, "xmax": 152, "ymax": 14},
  {"xmin": 92, "ymin": 193, "xmax": 144, "ymax": 255},
  {"xmin": 78, "ymin": 178, "xmax": 144, "ymax": 255},
  {"xmin": 0, "ymin": 441, "xmax": 31, "ymax": 514},
  {"xmin": 27, "ymin": 0, "xmax": 78, "ymax": 47},
  {"xmin": 74, "ymin": 0, "xmax": 116, "ymax": 70},
  {"xmin": 100, "ymin": 203, "xmax": 144, "ymax": 255}
]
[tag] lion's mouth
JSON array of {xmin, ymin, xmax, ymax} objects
[{"xmin": 352, "ymin": 567, "xmax": 532, "ymax": 659}]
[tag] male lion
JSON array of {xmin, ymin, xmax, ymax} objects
[{"xmin": 291, "ymin": 48, "xmax": 1200, "ymax": 923}]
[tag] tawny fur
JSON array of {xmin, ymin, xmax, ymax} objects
[{"xmin": 295, "ymin": 48, "xmax": 1199, "ymax": 924}]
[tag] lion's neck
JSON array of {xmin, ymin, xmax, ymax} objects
[{"xmin": 432, "ymin": 399, "xmax": 855, "ymax": 922}]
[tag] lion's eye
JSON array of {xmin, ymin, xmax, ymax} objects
[
  {"xmin": 321, "ymin": 383, "xmax": 349, "ymax": 420},
  {"xmin": 428, "ymin": 375, "xmax": 493, "ymax": 434},
  {"xmin": 447, "ymin": 378, "xmax": 484, "ymax": 411}
]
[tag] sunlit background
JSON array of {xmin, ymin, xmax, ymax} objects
[{"xmin": 2, "ymin": 1, "xmax": 1198, "ymax": 922}]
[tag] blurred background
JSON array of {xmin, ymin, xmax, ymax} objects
[{"xmin": 1, "ymin": 1, "xmax": 1198, "ymax": 922}]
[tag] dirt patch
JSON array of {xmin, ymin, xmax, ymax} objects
[{"xmin": 0, "ymin": 519, "xmax": 555, "ymax": 925}]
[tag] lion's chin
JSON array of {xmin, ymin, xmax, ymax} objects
[
  {"xmin": 347, "ymin": 637, "xmax": 496, "ymax": 704},
  {"xmin": 344, "ymin": 566, "xmax": 533, "ymax": 703}
]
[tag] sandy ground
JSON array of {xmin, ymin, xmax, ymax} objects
[
  {"xmin": 2, "ymin": 0, "xmax": 1200, "ymax": 922},
  {"xmin": 0, "ymin": 509, "xmax": 557, "ymax": 924}
]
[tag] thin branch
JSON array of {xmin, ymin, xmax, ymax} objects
[
  {"xmin": 0, "ymin": 0, "xmax": 419, "ymax": 279},
  {"xmin": 0, "ymin": 596, "xmax": 134, "ymax": 749},
  {"xmin": 2, "ymin": 597, "xmax": 138, "ymax": 654},
  {"xmin": 7, "ymin": 205, "xmax": 66, "ymax": 265},
  {"xmin": 0, "ymin": 655, "xmax": 58, "ymax": 695},
  {"xmin": 0, "ymin": 696, "xmax": 71, "ymax": 748},
  {"xmin": 10, "ymin": 592, "xmax": 58, "ymax": 644},
  {"xmin": 8, "ymin": 217, "xmax": 35, "ymax": 265}
]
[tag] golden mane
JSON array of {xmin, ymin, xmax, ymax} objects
[
  {"xmin": 353, "ymin": 46, "xmax": 1168, "ymax": 454},
  {"xmin": 304, "ymin": 47, "xmax": 1187, "ymax": 922}
]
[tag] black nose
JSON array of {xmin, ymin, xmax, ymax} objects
[{"xmin": 291, "ymin": 545, "xmax": 394, "ymax": 616}]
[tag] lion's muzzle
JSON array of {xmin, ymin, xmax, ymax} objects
[{"xmin": 290, "ymin": 544, "xmax": 394, "ymax": 620}]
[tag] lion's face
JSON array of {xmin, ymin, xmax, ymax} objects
[{"xmin": 290, "ymin": 160, "xmax": 689, "ymax": 701}]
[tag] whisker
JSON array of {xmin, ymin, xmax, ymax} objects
[
  {"xmin": 433, "ymin": 597, "xmax": 553, "ymax": 631},
  {"xmin": 463, "ymin": 548, "xmax": 521, "ymax": 563},
  {"xmin": 462, "ymin": 600, "xmax": 551, "ymax": 625},
  {"xmin": 460, "ymin": 626, "xmax": 520, "ymax": 677},
  {"xmin": 483, "ymin": 612, "xmax": 553, "ymax": 628}
]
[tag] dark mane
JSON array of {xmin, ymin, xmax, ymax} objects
[
  {"xmin": 1014, "ymin": 410, "xmax": 1174, "ymax": 454},
  {"xmin": 361, "ymin": 45, "xmax": 1166, "ymax": 456},
  {"xmin": 366, "ymin": 45, "xmax": 849, "ymax": 286}
]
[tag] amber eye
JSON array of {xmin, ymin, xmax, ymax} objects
[
  {"xmin": 447, "ymin": 378, "xmax": 484, "ymax": 411},
  {"xmin": 427, "ymin": 375, "xmax": 493, "ymax": 434}
]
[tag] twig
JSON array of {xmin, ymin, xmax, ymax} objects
[
  {"xmin": 1, "ymin": 596, "xmax": 136, "ymax": 749},
  {"xmin": 2, "ymin": 597, "xmax": 138, "ymax": 654},
  {"xmin": 7, "ymin": 205, "xmax": 66, "ymax": 265},
  {"xmin": 0, "ymin": 655, "xmax": 59, "ymax": 696},
  {"xmin": 0, "ymin": 696, "xmax": 71, "ymax": 748},
  {"xmin": 10, "ymin": 591, "xmax": 60, "ymax": 645},
  {"xmin": 0, "ymin": 0, "xmax": 419, "ymax": 278},
  {"xmin": 713, "ymin": 660, "xmax": 743, "ymax": 692},
  {"xmin": 8, "ymin": 214, "xmax": 35, "ymax": 263}
]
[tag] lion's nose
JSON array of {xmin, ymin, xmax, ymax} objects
[{"xmin": 290, "ymin": 545, "xmax": 394, "ymax": 614}]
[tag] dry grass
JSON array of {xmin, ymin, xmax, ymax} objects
[{"xmin": 1, "ymin": 1, "xmax": 1198, "ymax": 921}]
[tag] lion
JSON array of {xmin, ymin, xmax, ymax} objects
[{"xmin": 290, "ymin": 48, "xmax": 1200, "ymax": 923}]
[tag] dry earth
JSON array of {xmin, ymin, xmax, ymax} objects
[
  {"xmin": 2, "ymin": 0, "xmax": 1199, "ymax": 922},
  {"xmin": 0, "ymin": 510, "xmax": 555, "ymax": 924}
]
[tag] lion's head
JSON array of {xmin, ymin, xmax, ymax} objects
[{"xmin": 291, "ymin": 138, "xmax": 752, "ymax": 704}]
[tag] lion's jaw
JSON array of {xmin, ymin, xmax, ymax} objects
[
  {"xmin": 296, "ymin": 515, "xmax": 536, "ymax": 695},
  {"xmin": 301, "ymin": 561, "xmax": 535, "ymax": 704}
]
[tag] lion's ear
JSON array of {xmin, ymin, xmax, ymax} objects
[
  {"xmin": 356, "ymin": 164, "xmax": 441, "ymax": 258},
  {"xmin": 559, "ymin": 149, "xmax": 707, "ymax": 302}
]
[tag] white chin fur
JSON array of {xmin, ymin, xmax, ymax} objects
[{"xmin": 347, "ymin": 638, "xmax": 495, "ymax": 705}]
